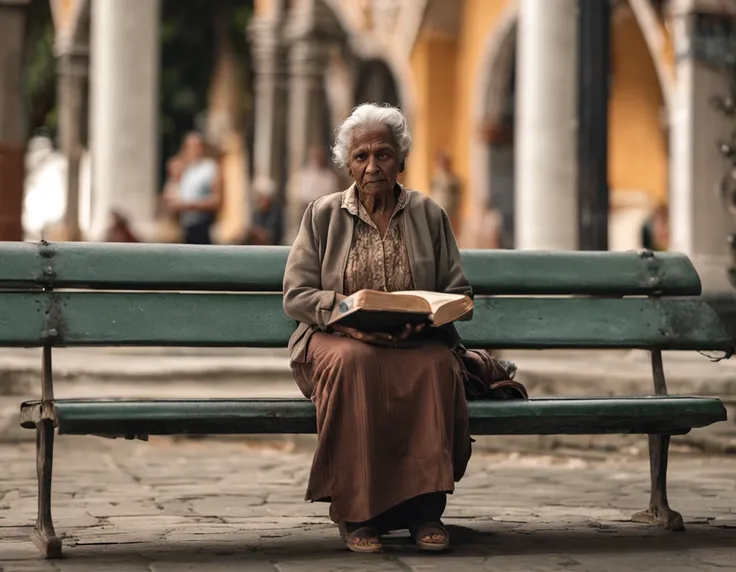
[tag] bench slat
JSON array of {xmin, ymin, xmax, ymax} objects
[
  {"xmin": 0, "ymin": 292, "xmax": 731, "ymax": 351},
  {"xmin": 19, "ymin": 397, "xmax": 727, "ymax": 436},
  {"xmin": 0, "ymin": 242, "xmax": 702, "ymax": 296}
]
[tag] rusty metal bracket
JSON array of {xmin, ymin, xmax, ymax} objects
[
  {"xmin": 42, "ymin": 292, "xmax": 64, "ymax": 344},
  {"xmin": 39, "ymin": 266, "xmax": 63, "ymax": 403},
  {"xmin": 638, "ymin": 249, "xmax": 664, "ymax": 297},
  {"xmin": 37, "ymin": 241, "xmax": 57, "ymax": 288}
]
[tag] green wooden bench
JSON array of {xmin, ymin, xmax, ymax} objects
[{"xmin": 1, "ymin": 241, "xmax": 731, "ymax": 558}]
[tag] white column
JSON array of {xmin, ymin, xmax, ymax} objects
[
  {"xmin": 669, "ymin": 0, "xmax": 734, "ymax": 291},
  {"xmin": 514, "ymin": 0, "xmax": 579, "ymax": 250},
  {"xmin": 89, "ymin": 0, "xmax": 160, "ymax": 241},
  {"xmin": 285, "ymin": 38, "xmax": 327, "ymax": 243},
  {"xmin": 57, "ymin": 42, "xmax": 89, "ymax": 242},
  {"xmin": 248, "ymin": 5, "xmax": 287, "ymax": 192}
]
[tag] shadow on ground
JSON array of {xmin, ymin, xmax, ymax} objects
[{"xmin": 7, "ymin": 523, "xmax": 734, "ymax": 568}]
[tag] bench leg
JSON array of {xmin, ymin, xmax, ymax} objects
[
  {"xmin": 631, "ymin": 434, "xmax": 684, "ymax": 531},
  {"xmin": 30, "ymin": 419, "xmax": 63, "ymax": 558}
]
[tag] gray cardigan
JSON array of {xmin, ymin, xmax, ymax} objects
[{"xmin": 282, "ymin": 186, "xmax": 473, "ymax": 363}]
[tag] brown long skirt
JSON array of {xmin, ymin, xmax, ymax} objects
[{"xmin": 291, "ymin": 332, "xmax": 472, "ymax": 524}]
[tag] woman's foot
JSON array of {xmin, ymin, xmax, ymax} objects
[
  {"xmin": 409, "ymin": 520, "xmax": 451, "ymax": 552},
  {"xmin": 339, "ymin": 522, "xmax": 383, "ymax": 553}
]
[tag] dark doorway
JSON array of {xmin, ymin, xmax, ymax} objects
[
  {"xmin": 354, "ymin": 59, "xmax": 401, "ymax": 108},
  {"xmin": 488, "ymin": 46, "xmax": 516, "ymax": 249}
]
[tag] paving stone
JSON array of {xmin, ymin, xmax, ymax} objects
[
  {"xmin": 689, "ymin": 548, "xmax": 736, "ymax": 568},
  {"xmin": 3, "ymin": 439, "xmax": 736, "ymax": 571},
  {"xmin": 188, "ymin": 496, "xmax": 267, "ymax": 517},
  {"xmin": 275, "ymin": 556, "xmax": 408, "ymax": 571},
  {"xmin": 707, "ymin": 517, "xmax": 736, "ymax": 528},
  {"xmin": 53, "ymin": 557, "xmax": 151, "ymax": 572},
  {"xmin": 399, "ymin": 554, "xmax": 596, "ymax": 572},
  {"xmin": 151, "ymin": 562, "xmax": 277, "ymax": 572},
  {"xmin": 0, "ymin": 563, "xmax": 58, "ymax": 572}
]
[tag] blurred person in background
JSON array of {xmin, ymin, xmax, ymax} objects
[
  {"xmin": 472, "ymin": 207, "xmax": 503, "ymax": 249},
  {"xmin": 641, "ymin": 203, "xmax": 669, "ymax": 251},
  {"xmin": 297, "ymin": 146, "xmax": 341, "ymax": 216},
  {"xmin": 156, "ymin": 155, "xmax": 186, "ymax": 243},
  {"xmin": 241, "ymin": 177, "xmax": 283, "ymax": 245},
  {"xmin": 163, "ymin": 131, "xmax": 223, "ymax": 245},
  {"xmin": 430, "ymin": 151, "xmax": 462, "ymax": 232}
]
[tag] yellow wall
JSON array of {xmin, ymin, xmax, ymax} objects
[
  {"xmin": 406, "ymin": 0, "xmax": 667, "ymax": 218},
  {"xmin": 406, "ymin": 0, "xmax": 511, "ymax": 215},
  {"xmin": 405, "ymin": 31, "xmax": 458, "ymax": 194},
  {"xmin": 608, "ymin": 8, "xmax": 668, "ymax": 204},
  {"xmin": 254, "ymin": 0, "xmax": 275, "ymax": 17},
  {"xmin": 452, "ymin": 0, "xmax": 510, "ymax": 219}
]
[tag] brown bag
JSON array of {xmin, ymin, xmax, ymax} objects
[{"xmin": 456, "ymin": 348, "xmax": 528, "ymax": 401}]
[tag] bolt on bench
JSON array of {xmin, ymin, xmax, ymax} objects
[{"xmin": 0, "ymin": 242, "xmax": 731, "ymax": 558}]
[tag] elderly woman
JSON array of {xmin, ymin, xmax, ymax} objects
[{"xmin": 283, "ymin": 103, "xmax": 472, "ymax": 553}]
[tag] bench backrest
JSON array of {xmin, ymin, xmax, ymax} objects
[{"xmin": 0, "ymin": 242, "xmax": 731, "ymax": 352}]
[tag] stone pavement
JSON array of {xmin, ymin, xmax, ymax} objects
[{"xmin": 1, "ymin": 437, "xmax": 736, "ymax": 571}]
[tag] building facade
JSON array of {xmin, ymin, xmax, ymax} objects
[{"xmin": 15, "ymin": 0, "xmax": 736, "ymax": 292}]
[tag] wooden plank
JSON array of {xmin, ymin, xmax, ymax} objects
[
  {"xmin": 0, "ymin": 242, "xmax": 702, "ymax": 296},
  {"xmin": 460, "ymin": 249, "xmax": 701, "ymax": 296},
  {"xmin": 19, "ymin": 396, "xmax": 727, "ymax": 436},
  {"xmin": 0, "ymin": 292, "xmax": 731, "ymax": 351}
]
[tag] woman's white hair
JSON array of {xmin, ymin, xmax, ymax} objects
[{"xmin": 331, "ymin": 103, "xmax": 412, "ymax": 168}]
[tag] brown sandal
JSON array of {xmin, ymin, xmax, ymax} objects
[
  {"xmin": 339, "ymin": 522, "xmax": 383, "ymax": 553},
  {"xmin": 409, "ymin": 520, "xmax": 451, "ymax": 552}
]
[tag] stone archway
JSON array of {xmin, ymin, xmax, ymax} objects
[
  {"xmin": 468, "ymin": 0, "xmax": 671, "ymax": 250},
  {"xmin": 607, "ymin": 2, "xmax": 669, "ymax": 251},
  {"xmin": 321, "ymin": 0, "xmax": 417, "ymax": 127}
]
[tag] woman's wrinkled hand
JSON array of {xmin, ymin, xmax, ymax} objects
[{"xmin": 331, "ymin": 322, "xmax": 425, "ymax": 343}]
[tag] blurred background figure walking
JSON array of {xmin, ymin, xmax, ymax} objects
[
  {"xmin": 162, "ymin": 131, "xmax": 223, "ymax": 245},
  {"xmin": 241, "ymin": 177, "xmax": 283, "ymax": 246},
  {"xmin": 640, "ymin": 203, "xmax": 670, "ymax": 252},
  {"xmin": 430, "ymin": 152, "xmax": 462, "ymax": 233},
  {"xmin": 296, "ymin": 146, "xmax": 341, "ymax": 216}
]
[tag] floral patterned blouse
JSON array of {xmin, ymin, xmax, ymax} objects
[{"xmin": 341, "ymin": 186, "xmax": 415, "ymax": 296}]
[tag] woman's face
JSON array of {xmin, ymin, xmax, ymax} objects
[{"xmin": 347, "ymin": 125, "xmax": 401, "ymax": 197}]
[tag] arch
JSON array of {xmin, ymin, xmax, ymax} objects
[
  {"xmin": 321, "ymin": 0, "xmax": 417, "ymax": 127},
  {"xmin": 397, "ymin": 0, "xmax": 431, "ymax": 59},
  {"xmin": 467, "ymin": 0, "xmax": 671, "ymax": 248},
  {"xmin": 628, "ymin": 0, "xmax": 673, "ymax": 112},
  {"xmin": 607, "ymin": 2, "xmax": 669, "ymax": 250}
]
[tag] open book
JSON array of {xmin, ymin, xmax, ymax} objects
[{"xmin": 327, "ymin": 289, "xmax": 473, "ymax": 333}]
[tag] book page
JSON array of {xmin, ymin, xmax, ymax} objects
[
  {"xmin": 392, "ymin": 290, "xmax": 468, "ymax": 314},
  {"xmin": 392, "ymin": 290, "xmax": 473, "ymax": 327}
]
